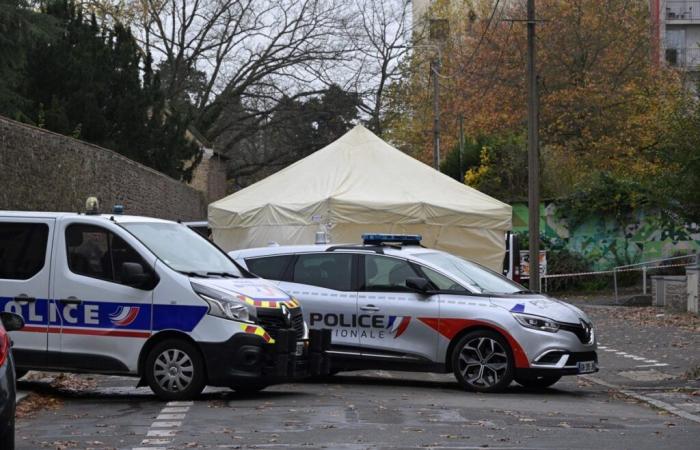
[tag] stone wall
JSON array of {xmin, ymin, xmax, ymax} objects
[
  {"xmin": 0, "ymin": 116, "xmax": 206, "ymax": 220},
  {"xmin": 188, "ymin": 150, "xmax": 228, "ymax": 203}
]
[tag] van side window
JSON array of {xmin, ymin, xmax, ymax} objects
[
  {"xmin": 245, "ymin": 255, "xmax": 293, "ymax": 280},
  {"xmin": 0, "ymin": 222, "xmax": 49, "ymax": 280},
  {"xmin": 66, "ymin": 224, "xmax": 149, "ymax": 285},
  {"xmin": 292, "ymin": 253, "xmax": 353, "ymax": 291}
]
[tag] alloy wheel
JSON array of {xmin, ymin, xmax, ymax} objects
[{"xmin": 458, "ymin": 337, "xmax": 508, "ymax": 388}]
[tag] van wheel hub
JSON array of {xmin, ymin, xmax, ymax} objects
[{"xmin": 154, "ymin": 349, "xmax": 194, "ymax": 392}]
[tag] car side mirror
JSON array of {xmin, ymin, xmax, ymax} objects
[
  {"xmin": 0, "ymin": 312, "xmax": 25, "ymax": 332},
  {"xmin": 406, "ymin": 277, "xmax": 432, "ymax": 293},
  {"xmin": 121, "ymin": 262, "xmax": 154, "ymax": 289}
]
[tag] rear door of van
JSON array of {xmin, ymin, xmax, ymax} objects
[{"xmin": 0, "ymin": 216, "xmax": 55, "ymax": 368}]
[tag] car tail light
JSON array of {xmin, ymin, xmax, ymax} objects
[{"xmin": 0, "ymin": 329, "xmax": 9, "ymax": 367}]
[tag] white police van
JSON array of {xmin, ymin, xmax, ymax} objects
[{"xmin": 0, "ymin": 209, "xmax": 329, "ymax": 400}]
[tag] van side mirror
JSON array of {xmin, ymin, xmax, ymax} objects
[
  {"xmin": 1, "ymin": 312, "xmax": 25, "ymax": 332},
  {"xmin": 406, "ymin": 277, "xmax": 432, "ymax": 293},
  {"xmin": 121, "ymin": 262, "xmax": 154, "ymax": 289}
]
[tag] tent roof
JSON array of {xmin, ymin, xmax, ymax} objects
[{"xmin": 209, "ymin": 125, "xmax": 511, "ymax": 230}]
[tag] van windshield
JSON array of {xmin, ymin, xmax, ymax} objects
[
  {"xmin": 416, "ymin": 252, "xmax": 525, "ymax": 294},
  {"xmin": 121, "ymin": 222, "xmax": 243, "ymax": 277}
]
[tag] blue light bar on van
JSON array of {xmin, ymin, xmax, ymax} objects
[{"xmin": 362, "ymin": 233, "xmax": 422, "ymax": 246}]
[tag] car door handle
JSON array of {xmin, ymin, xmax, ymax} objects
[
  {"xmin": 59, "ymin": 297, "xmax": 82, "ymax": 306},
  {"xmin": 13, "ymin": 294, "xmax": 36, "ymax": 304},
  {"xmin": 360, "ymin": 304, "xmax": 380, "ymax": 312}
]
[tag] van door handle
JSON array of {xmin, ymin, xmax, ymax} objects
[
  {"xmin": 360, "ymin": 304, "xmax": 380, "ymax": 312},
  {"xmin": 59, "ymin": 297, "xmax": 82, "ymax": 306},
  {"xmin": 13, "ymin": 294, "xmax": 36, "ymax": 304}
]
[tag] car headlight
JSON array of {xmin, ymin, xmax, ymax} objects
[
  {"xmin": 512, "ymin": 312, "xmax": 559, "ymax": 333},
  {"xmin": 191, "ymin": 282, "xmax": 257, "ymax": 323}
]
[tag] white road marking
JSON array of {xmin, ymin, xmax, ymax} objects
[
  {"xmin": 135, "ymin": 402, "xmax": 192, "ymax": 449},
  {"xmin": 634, "ymin": 363, "xmax": 669, "ymax": 368},
  {"xmin": 157, "ymin": 413, "xmax": 186, "ymax": 420},
  {"xmin": 161, "ymin": 406, "xmax": 189, "ymax": 413},
  {"xmin": 140, "ymin": 439, "xmax": 171, "ymax": 445},
  {"xmin": 167, "ymin": 401, "xmax": 193, "ymax": 406},
  {"xmin": 147, "ymin": 429, "xmax": 178, "ymax": 437},
  {"xmin": 151, "ymin": 421, "xmax": 182, "ymax": 428}
]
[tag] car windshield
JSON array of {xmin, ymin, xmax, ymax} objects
[
  {"xmin": 121, "ymin": 222, "xmax": 242, "ymax": 277},
  {"xmin": 416, "ymin": 252, "xmax": 525, "ymax": 294}
]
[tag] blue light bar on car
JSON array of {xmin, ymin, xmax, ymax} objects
[{"xmin": 362, "ymin": 233, "xmax": 422, "ymax": 246}]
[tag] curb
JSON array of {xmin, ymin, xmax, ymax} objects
[
  {"xmin": 583, "ymin": 375, "xmax": 700, "ymax": 424},
  {"xmin": 16, "ymin": 390, "xmax": 30, "ymax": 404}
]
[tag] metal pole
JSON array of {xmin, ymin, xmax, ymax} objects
[
  {"xmin": 642, "ymin": 265, "xmax": 647, "ymax": 295},
  {"xmin": 527, "ymin": 0, "xmax": 540, "ymax": 292},
  {"xmin": 459, "ymin": 115, "xmax": 464, "ymax": 180},
  {"xmin": 614, "ymin": 268, "xmax": 618, "ymax": 302},
  {"xmin": 432, "ymin": 59, "xmax": 441, "ymax": 170}
]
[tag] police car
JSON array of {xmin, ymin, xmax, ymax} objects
[
  {"xmin": 230, "ymin": 234, "xmax": 597, "ymax": 393},
  {"xmin": 0, "ymin": 208, "xmax": 330, "ymax": 400}
]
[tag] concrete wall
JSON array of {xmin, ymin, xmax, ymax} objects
[
  {"xmin": 0, "ymin": 116, "xmax": 206, "ymax": 221},
  {"xmin": 651, "ymin": 275, "xmax": 688, "ymax": 312}
]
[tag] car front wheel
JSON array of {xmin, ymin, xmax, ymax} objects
[
  {"xmin": 451, "ymin": 330, "xmax": 514, "ymax": 393},
  {"xmin": 145, "ymin": 339, "xmax": 207, "ymax": 401}
]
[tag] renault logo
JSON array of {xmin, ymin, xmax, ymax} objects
[
  {"xmin": 580, "ymin": 319, "xmax": 592, "ymax": 342},
  {"xmin": 281, "ymin": 304, "xmax": 292, "ymax": 327}
]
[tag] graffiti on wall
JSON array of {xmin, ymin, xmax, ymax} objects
[{"xmin": 511, "ymin": 202, "xmax": 700, "ymax": 270}]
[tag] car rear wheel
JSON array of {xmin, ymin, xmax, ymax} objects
[
  {"xmin": 451, "ymin": 330, "xmax": 514, "ymax": 393},
  {"xmin": 145, "ymin": 339, "xmax": 206, "ymax": 401},
  {"xmin": 515, "ymin": 374, "xmax": 561, "ymax": 389}
]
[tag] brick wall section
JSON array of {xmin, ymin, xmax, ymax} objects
[
  {"xmin": 189, "ymin": 154, "xmax": 227, "ymax": 203},
  {"xmin": 0, "ymin": 116, "xmax": 206, "ymax": 220}
]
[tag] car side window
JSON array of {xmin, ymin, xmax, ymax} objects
[
  {"xmin": 0, "ymin": 222, "xmax": 49, "ymax": 280},
  {"xmin": 363, "ymin": 255, "xmax": 418, "ymax": 292},
  {"xmin": 245, "ymin": 255, "xmax": 293, "ymax": 280},
  {"xmin": 418, "ymin": 265, "xmax": 469, "ymax": 293},
  {"xmin": 66, "ymin": 224, "xmax": 149, "ymax": 286},
  {"xmin": 291, "ymin": 253, "xmax": 353, "ymax": 291}
]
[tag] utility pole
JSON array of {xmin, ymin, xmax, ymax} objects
[
  {"xmin": 527, "ymin": 0, "xmax": 540, "ymax": 291},
  {"xmin": 432, "ymin": 59, "xmax": 441, "ymax": 170},
  {"xmin": 458, "ymin": 115, "xmax": 465, "ymax": 180}
]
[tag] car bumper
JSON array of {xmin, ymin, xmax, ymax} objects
[
  {"xmin": 200, "ymin": 329, "xmax": 331, "ymax": 387},
  {"xmin": 0, "ymin": 356, "xmax": 16, "ymax": 441},
  {"xmin": 516, "ymin": 350, "xmax": 599, "ymax": 377}
]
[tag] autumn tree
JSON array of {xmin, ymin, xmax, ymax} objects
[{"xmin": 388, "ymin": 0, "xmax": 684, "ymax": 202}]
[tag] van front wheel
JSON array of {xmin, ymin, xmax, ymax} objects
[{"xmin": 145, "ymin": 339, "xmax": 206, "ymax": 401}]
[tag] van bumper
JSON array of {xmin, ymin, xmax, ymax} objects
[{"xmin": 200, "ymin": 329, "xmax": 332, "ymax": 388}]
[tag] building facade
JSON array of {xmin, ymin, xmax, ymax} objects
[{"xmin": 652, "ymin": 0, "xmax": 700, "ymax": 81}]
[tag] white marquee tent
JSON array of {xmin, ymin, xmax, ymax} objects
[{"xmin": 209, "ymin": 125, "xmax": 512, "ymax": 270}]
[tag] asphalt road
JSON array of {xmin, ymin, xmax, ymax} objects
[{"xmin": 15, "ymin": 302, "xmax": 700, "ymax": 450}]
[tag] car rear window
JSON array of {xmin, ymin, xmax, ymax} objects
[{"xmin": 0, "ymin": 222, "xmax": 49, "ymax": 280}]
